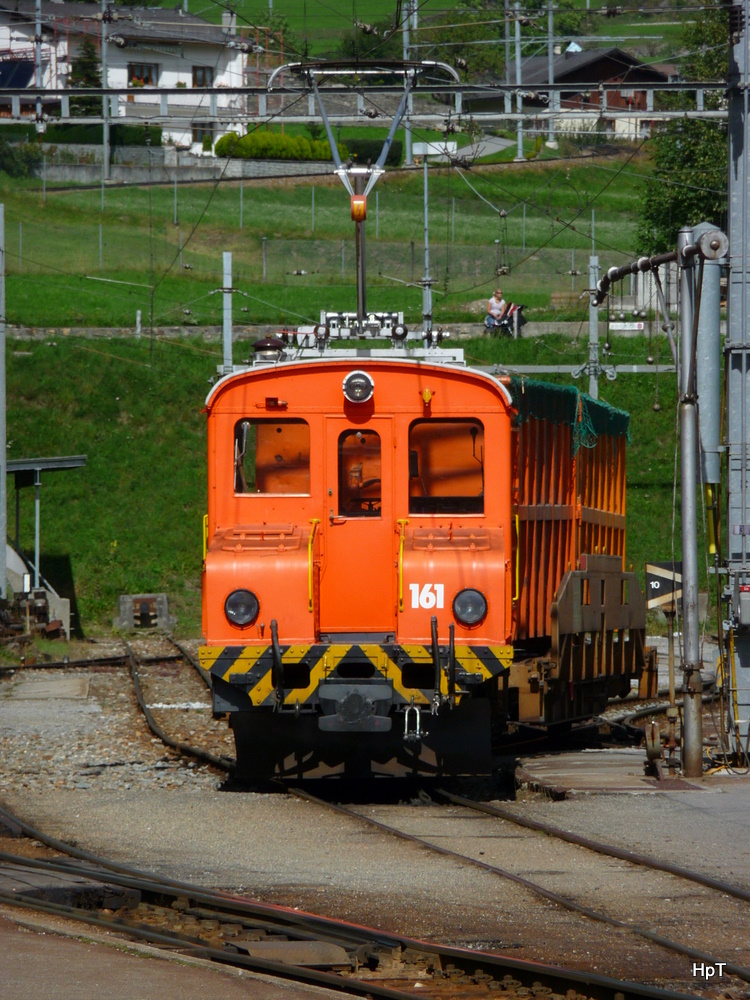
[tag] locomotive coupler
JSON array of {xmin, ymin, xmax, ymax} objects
[
  {"xmin": 270, "ymin": 619, "xmax": 283, "ymax": 707},
  {"xmin": 404, "ymin": 699, "xmax": 422, "ymax": 743}
]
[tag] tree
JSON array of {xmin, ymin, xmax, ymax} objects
[
  {"xmin": 636, "ymin": 2, "xmax": 728, "ymax": 253},
  {"xmin": 524, "ymin": 0, "xmax": 587, "ymax": 40},
  {"xmin": 68, "ymin": 34, "xmax": 101, "ymax": 117},
  {"xmin": 335, "ymin": 18, "xmax": 402, "ymax": 63},
  {"xmin": 636, "ymin": 120, "xmax": 727, "ymax": 253}
]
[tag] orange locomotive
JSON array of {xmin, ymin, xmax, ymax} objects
[{"xmin": 199, "ymin": 326, "xmax": 656, "ymax": 779}]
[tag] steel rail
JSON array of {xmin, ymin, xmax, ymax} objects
[
  {"xmin": 0, "ymin": 797, "xmax": 698, "ymax": 1000},
  {"xmin": 289, "ymin": 787, "xmax": 750, "ymax": 986},
  {"xmin": 0, "ymin": 849, "xmax": 394, "ymax": 952},
  {"xmin": 0, "ymin": 823, "xmax": 409, "ymax": 949},
  {"xmin": 434, "ymin": 786, "xmax": 750, "ymax": 904},
  {"xmin": 0, "ymin": 886, "xmax": 419, "ymax": 1000},
  {"xmin": 0, "ymin": 651, "xmax": 173, "ymax": 675},
  {"xmin": 168, "ymin": 636, "xmax": 212, "ymax": 688},
  {"xmin": 0, "ymin": 820, "xmax": 688, "ymax": 1000},
  {"xmin": 125, "ymin": 644, "xmax": 235, "ymax": 775}
]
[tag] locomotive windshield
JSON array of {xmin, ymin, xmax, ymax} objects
[
  {"xmin": 338, "ymin": 429, "xmax": 381, "ymax": 516},
  {"xmin": 234, "ymin": 418, "xmax": 310, "ymax": 494},
  {"xmin": 408, "ymin": 418, "xmax": 484, "ymax": 514}
]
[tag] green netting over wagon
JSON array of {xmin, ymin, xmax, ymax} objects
[{"xmin": 505, "ymin": 377, "xmax": 630, "ymax": 453}]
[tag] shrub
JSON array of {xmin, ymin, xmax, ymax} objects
[
  {"xmin": 0, "ymin": 139, "xmax": 41, "ymax": 177},
  {"xmin": 345, "ymin": 137, "xmax": 402, "ymax": 166},
  {"xmin": 43, "ymin": 123, "xmax": 162, "ymax": 146},
  {"xmin": 214, "ymin": 130, "xmax": 347, "ymax": 162}
]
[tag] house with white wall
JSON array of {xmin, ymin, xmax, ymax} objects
[{"xmin": 0, "ymin": 0, "xmax": 252, "ymax": 150}]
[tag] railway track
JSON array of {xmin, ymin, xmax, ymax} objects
[
  {"xmin": 0, "ymin": 801, "xmax": 703, "ymax": 1000},
  {"xmin": 286, "ymin": 786, "xmax": 750, "ymax": 994},
  {"xmin": 1, "ymin": 642, "xmax": 744, "ymax": 999}
]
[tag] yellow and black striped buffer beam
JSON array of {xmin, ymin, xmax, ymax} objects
[{"xmin": 201, "ymin": 642, "xmax": 512, "ymax": 708}]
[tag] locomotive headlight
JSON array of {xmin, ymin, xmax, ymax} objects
[
  {"xmin": 224, "ymin": 589, "xmax": 259, "ymax": 627},
  {"xmin": 453, "ymin": 588, "xmax": 488, "ymax": 627},
  {"xmin": 343, "ymin": 370, "xmax": 374, "ymax": 403}
]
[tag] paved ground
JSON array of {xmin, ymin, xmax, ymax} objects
[
  {"xmin": 0, "ymin": 912, "xmax": 346, "ymax": 1000},
  {"xmin": 431, "ymin": 134, "xmax": 516, "ymax": 163}
]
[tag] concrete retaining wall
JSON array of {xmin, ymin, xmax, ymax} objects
[
  {"xmin": 7, "ymin": 322, "xmax": 680, "ymax": 341},
  {"xmin": 38, "ymin": 148, "xmax": 335, "ymax": 185}
]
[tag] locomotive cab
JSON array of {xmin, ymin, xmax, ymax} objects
[{"xmin": 200, "ymin": 356, "xmax": 515, "ymax": 779}]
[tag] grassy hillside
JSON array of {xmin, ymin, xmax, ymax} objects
[
  {"xmin": 7, "ymin": 330, "xmax": 695, "ymax": 639},
  {"xmin": 2, "ymin": 148, "xmax": 708, "ymax": 640},
  {"xmin": 1, "ymin": 151, "xmax": 653, "ymax": 329}
]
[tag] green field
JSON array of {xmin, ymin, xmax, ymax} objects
[
  {"xmin": 2, "ymin": 150, "xmax": 652, "ymax": 330},
  {"xmin": 178, "ymin": 0, "xmax": 692, "ymax": 65}
]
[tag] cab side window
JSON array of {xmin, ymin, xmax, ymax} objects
[
  {"xmin": 408, "ymin": 419, "xmax": 484, "ymax": 514},
  {"xmin": 234, "ymin": 418, "xmax": 310, "ymax": 494}
]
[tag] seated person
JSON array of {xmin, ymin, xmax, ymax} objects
[{"xmin": 485, "ymin": 289, "xmax": 507, "ymax": 328}]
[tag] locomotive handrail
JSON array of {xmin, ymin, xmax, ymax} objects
[
  {"xmin": 397, "ymin": 519, "xmax": 409, "ymax": 612},
  {"xmin": 513, "ymin": 514, "xmax": 520, "ymax": 602},
  {"xmin": 202, "ymin": 513, "xmax": 208, "ymax": 563},
  {"xmin": 308, "ymin": 519, "xmax": 321, "ymax": 613}
]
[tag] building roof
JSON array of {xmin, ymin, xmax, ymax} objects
[
  {"xmin": 0, "ymin": 1, "xmax": 235, "ymax": 46},
  {"xmin": 522, "ymin": 47, "xmax": 669, "ymax": 87}
]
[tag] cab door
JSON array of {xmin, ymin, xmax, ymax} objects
[{"xmin": 319, "ymin": 417, "xmax": 396, "ymax": 634}]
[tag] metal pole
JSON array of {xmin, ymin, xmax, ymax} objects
[
  {"xmin": 403, "ymin": 1, "xmax": 413, "ymax": 166},
  {"xmin": 101, "ymin": 0, "xmax": 110, "ymax": 182},
  {"xmin": 678, "ymin": 225, "xmax": 703, "ymax": 777},
  {"xmin": 514, "ymin": 3, "xmax": 524, "ymax": 161},
  {"xmin": 422, "ymin": 155, "xmax": 432, "ymax": 333},
  {"xmin": 725, "ymin": 0, "xmax": 750, "ymax": 758},
  {"xmin": 547, "ymin": 1, "xmax": 555, "ymax": 145},
  {"xmin": 504, "ymin": 0, "xmax": 511, "ymax": 115},
  {"xmin": 34, "ymin": 0, "xmax": 43, "ymax": 135},
  {"xmin": 355, "ymin": 173, "xmax": 366, "ymax": 327},
  {"xmin": 693, "ymin": 221, "xmax": 723, "ymax": 486},
  {"xmin": 223, "ymin": 251, "xmax": 232, "ymax": 371},
  {"xmin": 34, "ymin": 469, "xmax": 41, "ymax": 588},
  {"xmin": 588, "ymin": 254, "xmax": 599, "ymax": 399},
  {"xmin": 0, "ymin": 205, "xmax": 6, "ymax": 600}
]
